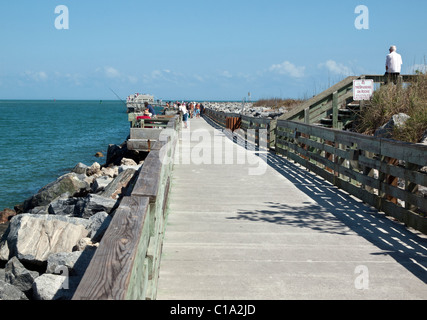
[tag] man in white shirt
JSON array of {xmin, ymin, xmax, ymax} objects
[{"xmin": 385, "ymin": 45, "xmax": 403, "ymax": 84}]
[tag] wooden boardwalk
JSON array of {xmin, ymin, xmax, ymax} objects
[{"xmin": 156, "ymin": 117, "xmax": 427, "ymax": 300}]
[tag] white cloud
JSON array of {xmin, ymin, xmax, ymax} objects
[
  {"xmin": 104, "ymin": 66, "xmax": 121, "ymax": 79},
  {"xmin": 269, "ymin": 61, "xmax": 306, "ymax": 78},
  {"xmin": 24, "ymin": 71, "xmax": 48, "ymax": 82},
  {"xmin": 319, "ymin": 60, "xmax": 353, "ymax": 76},
  {"xmin": 221, "ymin": 70, "xmax": 233, "ymax": 78},
  {"xmin": 127, "ymin": 75, "xmax": 138, "ymax": 84}
]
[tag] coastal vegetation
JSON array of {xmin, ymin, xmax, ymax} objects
[
  {"xmin": 253, "ymin": 98, "xmax": 305, "ymax": 111},
  {"xmin": 355, "ymin": 73, "xmax": 427, "ymax": 143}
]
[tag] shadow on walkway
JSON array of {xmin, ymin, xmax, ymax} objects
[{"xmin": 203, "ymin": 115, "xmax": 427, "ymax": 285}]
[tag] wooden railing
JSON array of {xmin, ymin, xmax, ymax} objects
[
  {"xmin": 275, "ymin": 121, "xmax": 427, "ymax": 234},
  {"xmin": 279, "ymin": 74, "xmax": 421, "ymax": 128},
  {"xmin": 73, "ymin": 115, "xmax": 181, "ymax": 300},
  {"xmin": 204, "ymin": 108, "xmax": 427, "ymax": 235},
  {"xmin": 204, "ymin": 109, "xmax": 275, "ymax": 150}
]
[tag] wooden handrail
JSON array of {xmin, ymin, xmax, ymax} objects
[
  {"xmin": 73, "ymin": 115, "xmax": 181, "ymax": 300},
  {"xmin": 278, "ymin": 74, "xmax": 422, "ymax": 125}
]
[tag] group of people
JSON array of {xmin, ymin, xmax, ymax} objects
[
  {"xmin": 174, "ymin": 101, "xmax": 205, "ymax": 129},
  {"xmin": 135, "ymin": 100, "xmax": 205, "ymax": 129}
]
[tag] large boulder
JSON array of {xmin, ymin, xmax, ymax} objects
[
  {"xmin": 32, "ymin": 273, "xmax": 79, "ymax": 300},
  {"xmin": 106, "ymin": 142, "xmax": 128, "ymax": 166},
  {"xmin": 101, "ymin": 166, "xmax": 118, "ymax": 178},
  {"xmin": 28, "ymin": 205, "xmax": 49, "ymax": 215},
  {"xmin": 0, "ymin": 280, "xmax": 28, "ymax": 300},
  {"xmin": 22, "ymin": 173, "xmax": 90, "ymax": 212},
  {"xmin": 71, "ymin": 163, "xmax": 88, "ymax": 175},
  {"xmin": 86, "ymin": 162, "xmax": 101, "ymax": 177},
  {"xmin": 4, "ymin": 256, "xmax": 39, "ymax": 293},
  {"xmin": 87, "ymin": 211, "xmax": 112, "ymax": 242},
  {"xmin": 0, "ymin": 214, "xmax": 89, "ymax": 265},
  {"xmin": 91, "ymin": 176, "xmax": 114, "ymax": 193},
  {"xmin": 46, "ymin": 249, "xmax": 96, "ymax": 277},
  {"xmin": 374, "ymin": 113, "xmax": 411, "ymax": 139},
  {"xmin": 48, "ymin": 194, "xmax": 79, "ymax": 216},
  {"xmin": 74, "ymin": 194, "xmax": 117, "ymax": 219}
]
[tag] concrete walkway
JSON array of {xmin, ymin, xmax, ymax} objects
[{"xmin": 156, "ymin": 117, "xmax": 427, "ymax": 300}]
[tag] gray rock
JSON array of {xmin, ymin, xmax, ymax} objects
[
  {"xmin": 87, "ymin": 162, "xmax": 101, "ymax": 177},
  {"xmin": 32, "ymin": 273, "xmax": 79, "ymax": 300},
  {"xmin": 121, "ymin": 158, "xmax": 137, "ymax": 166},
  {"xmin": 87, "ymin": 211, "xmax": 112, "ymax": 242},
  {"xmin": 118, "ymin": 164, "xmax": 142, "ymax": 174},
  {"xmin": 419, "ymin": 130, "xmax": 427, "ymax": 145},
  {"xmin": 23, "ymin": 173, "xmax": 90, "ymax": 212},
  {"xmin": 46, "ymin": 249, "xmax": 96, "ymax": 277},
  {"xmin": 0, "ymin": 214, "xmax": 89, "ymax": 265},
  {"xmin": 72, "ymin": 163, "xmax": 88, "ymax": 175},
  {"xmin": 106, "ymin": 142, "xmax": 128, "ymax": 166},
  {"xmin": 28, "ymin": 205, "xmax": 49, "ymax": 215},
  {"xmin": 92, "ymin": 176, "xmax": 114, "ymax": 193},
  {"xmin": 0, "ymin": 279, "xmax": 28, "ymax": 300},
  {"xmin": 101, "ymin": 166, "xmax": 117, "ymax": 178},
  {"xmin": 48, "ymin": 194, "xmax": 79, "ymax": 216},
  {"xmin": 375, "ymin": 113, "xmax": 411, "ymax": 139},
  {"xmin": 4, "ymin": 256, "xmax": 39, "ymax": 293},
  {"xmin": 78, "ymin": 194, "xmax": 117, "ymax": 219}
]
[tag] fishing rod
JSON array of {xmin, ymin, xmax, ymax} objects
[{"xmin": 109, "ymin": 88, "xmax": 127, "ymax": 107}]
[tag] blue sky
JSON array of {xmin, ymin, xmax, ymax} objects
[{"xmin": 0, "ymin": 0, "xmax": 426, "ymax": 101}]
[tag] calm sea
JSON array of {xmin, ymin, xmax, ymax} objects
[{"xmin": 0, "ymin": 100, "xmax": 131, "ymax": 211}]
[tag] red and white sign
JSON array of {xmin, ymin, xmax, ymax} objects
[{"xmin": 353, "ymin": 79, "xmax": 374, "ymax": 101}]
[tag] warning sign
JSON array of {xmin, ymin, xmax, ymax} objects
[{"xmin": 353, "ymin": 79, "xmax": 374, "ymax": 101}]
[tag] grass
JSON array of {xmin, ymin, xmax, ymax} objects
[
  {"xmin": 355, "ymin": 73, "xmax": 427, "ymax": 143},
  {"xmin": 253, "ymin": 98, "xmax": 305, "ymax": 110}
]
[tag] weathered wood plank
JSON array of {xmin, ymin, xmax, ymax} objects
[
  {"xmin": 72, "ymin": 196, "xmax": 150, "ymax": 300},
  {"xmin": 380, "ymin": 139, "xmax": 427, "ymax": 166},
  {"xmin": 359, "ymin": 155, "xmax": 427, "ymax": 187},
  {"xmin": 132, "ymin": 151, "xmax": 162, "ymax": 202}
]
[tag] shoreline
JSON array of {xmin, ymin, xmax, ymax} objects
[{"xmin": 0, "ymin": 136, "xmax": 149, "ymax": 300}]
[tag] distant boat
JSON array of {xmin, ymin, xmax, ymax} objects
[{"xmin": 126, "ymin": 93, "xmax": 155, "ymax": 113}]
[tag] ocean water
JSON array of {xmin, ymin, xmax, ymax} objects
[{"xmin": 0, "ymin": 100, "xmax": 131, "ymax": 211}]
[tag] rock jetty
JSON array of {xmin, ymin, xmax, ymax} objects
[
  {"xmin": 202, "ymin": 102, "xmax": 288, "ymax": 119},
  {"xmin": 0, "ymin": 140, "xmax": 145, "ymax": 300}
]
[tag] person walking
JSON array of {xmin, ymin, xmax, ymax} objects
[
  {"xmin": 385, "ymin": 45, "xmax": 403, "ymax": 85},
  {"xmin": 179, "ymin": 103, "xmax": 189, "ymax": 129}
]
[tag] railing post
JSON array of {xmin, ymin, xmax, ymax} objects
[
  {"xmin": 332, "ymin": 91, "xmax": 338, "ymax": 129},
  {"xmin": 304, "ymin": 108, "xmax": 310, "ymax": 125}
]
